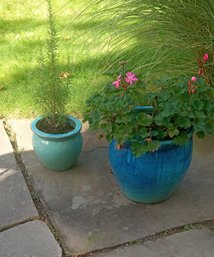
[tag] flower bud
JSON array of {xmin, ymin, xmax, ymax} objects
[
  {"xmin": 203, "ymin": 53, "xmax": 209, "ymax": 62},
  {"xmin": 191, "ymin": 76, "xmax": 197, "ymax": 82}
]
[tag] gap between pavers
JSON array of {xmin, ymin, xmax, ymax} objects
[
  {"xmin": 9, "ymin": 119, "xmax": 214, "ymax": 255},
  {"xmin": 94, "ymin": 228, "xmax": 214, "ymax": 257},
  {"xmin": 0, "ymin": 120, "xmax": 38, "ymax": 229},
  {"xmin": 0, "ymin": 220, "xmax": 62, "ymax": 257},
  {"xmin": 1, "ymin": 120, "xmax": 63, "ymax": 256}
]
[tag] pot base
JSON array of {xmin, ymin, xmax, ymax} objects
[{"xmin": 121, "ymin": 187, "xmax": 174, "ymax": 204}]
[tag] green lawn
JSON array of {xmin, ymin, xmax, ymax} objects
[
  {"xmin": 0, "ymin": 0, "xmax": 128, "ymax": 118},
  {"xmin": 1, "ymin": 0, "xmax": 192, "ymax": 118}
]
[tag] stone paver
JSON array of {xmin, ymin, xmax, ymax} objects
[
  {"xmin": 0, "ymin": 120, "xmax": 17, "ymax": 171},
  {"xmin": 0, "ymin": 121, "xmax": 38, "ymax": 229},
  {"xmin": 10, "ymin": 119, "xmax": 214, "ymax": 255},
  {"xmin": 0, "ymin": 168, "xmax": 38, "ymax": 229},
  {"xmin": 95, "ymin": 229, "xmax": 214, "ymax": 257},
  {"xmin": 0, "ymin": 220, "xmax": 62, "ymax": 257}
]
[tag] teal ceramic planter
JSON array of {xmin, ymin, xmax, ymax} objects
[{"xmin": 31, "ymin": 116, "xmax": 83, "ymax": 171}]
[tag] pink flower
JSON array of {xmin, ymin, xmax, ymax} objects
[
  {"xmin": 112, "ymin": 75, "xmax": 122, "ymax": 89},
  {"xmin": 203, "ymin": 53, "xmax": 209, "ymax": 62},
  {"xmin": 112, "ymin": 80, "xmax": 120, "ymax": 89},
  {"xmin": 191, "ymin": 76, "xmax": 197, "ymax": 82},
  {"xmin": 125, "ymin": 72, "xmax": 138, "ymax": 85}
]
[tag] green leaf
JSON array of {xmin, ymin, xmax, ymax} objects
[
  {"xmin": 175, "ymin": 117, "xmax": 191, "ymax": 129},
  {"xmin": 131, "ymin": 140, "xmax": 160, "ymax": 157},
  {"xmin": 139, "ymin": 127, "xmax": 150, "ymax": 138},
  {"xmin": 168, "ymin": 128, "xmax": 179, "ymax": 138},
  {"xmin": 136, "ymin": 113, "xmax": 153, "ymax": 126},
  {"xmin": 173, "ymin": 132, "xmax": 189, "ymax": 145},
  {"xmin": 151, "ymin": 130, "xmax": 159, "ymax": 137},
  {"xmin": 195, "ymin": 131, "xmax": 205, "ymax": 138}
]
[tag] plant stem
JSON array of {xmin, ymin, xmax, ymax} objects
[{"xmin": 46, "ymin": 0, "xmax": 58, "ymax": 126}]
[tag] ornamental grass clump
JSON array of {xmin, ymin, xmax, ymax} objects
[
  {"xmin": 35, "ymin": 0, "xmax": 71, "ymax": 134},
  {"xmin": 84, "ymin": 55, "xmax": 214, "ymax": 156},
  {"xmin": 144, "ymin": 0, "xmax": 214, "ymax": 86},
  {"xmin": 89, "ymin": 0, "xmax": 214, "ymax": 83}
]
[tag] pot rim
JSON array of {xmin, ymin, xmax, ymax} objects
[
  {"xmin": 112, "ymin": 129, "xmax": 193, "ymax": 149},
  {"xmin": 159, "ymin": 129, "xmax": 193, "ymax": 146},
  {"xmin": 31, "ymin": 115, "xmax": 82, "ymax": 139},
  {"xmin": 133, "ymin": 106, "xmax": 153, "ymax": 114}
]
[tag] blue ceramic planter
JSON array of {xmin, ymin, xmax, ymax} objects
[
  {"xmin": 109, "ymin": 106, "xmax": 193, "ymax": 204},
  {"xmin": 31, "ymin": 116, "xmax": 82, "ymax": 171},
  {"xmin": 109, "ymin": 138, "xmax": 193, "ymax": 203}
]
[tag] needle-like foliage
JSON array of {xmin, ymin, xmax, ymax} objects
[{"xmin": 36, "ymin": 0, "xmax": 70, "ymax": 130}]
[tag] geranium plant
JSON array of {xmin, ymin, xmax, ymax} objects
[{"xmin": 84, "ymin": 55, "xmax": 214, "ymax": 156}]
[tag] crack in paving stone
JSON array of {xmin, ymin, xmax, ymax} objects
[
  {"xmin": 69, "ymin": 220, "xmax": 214, "ymax": 257},
  {"xmin": 0, "ymin": 218, "xmax": 39, "ymax": 233},
  {"xmin": 82, "ymin": 146, "xmax": 108, "ymax": 153},
  {"xmin": 3, "ymin": 119, "xmax": 66, "ymax": 257},
  {"xmin": 0, "ymin": 169, "xmax": 10, "ymax": 176}
]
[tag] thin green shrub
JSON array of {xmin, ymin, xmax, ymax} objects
[{"xmin": 35, "ymin": 0, "xmax": 71, "ymax": 129}]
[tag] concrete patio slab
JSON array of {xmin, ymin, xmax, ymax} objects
[
  {"xmin": 95, "ymin": 229, "xmax": 214, "ymax": 257},
  {"xmin": 0, "ymin": 121, "xmax": 38, "ymax": 229},
  {"xmin": 0, "ymin": 220, "xmax": 62, "ymax": 257},
  {"xmin": 10, "ymin": 119, "xmax": 214, "ymax": 255}
]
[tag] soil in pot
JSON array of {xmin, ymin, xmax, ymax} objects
[{"xmin": 36, "ymin": 117, "xmax": 74, "ymax": 134}]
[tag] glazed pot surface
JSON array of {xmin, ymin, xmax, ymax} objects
[
  {"xmin": 109, "ymin": 138, "xmax": 193, "ymax": 203},
  {"xmin": 31, "ymin": 116, "xmax": 82, "ymax": 171}
]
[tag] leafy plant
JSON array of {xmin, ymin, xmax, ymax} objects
[
  {"xmin": 35, "ymin": 0, "xmax": 71, "ymax": 132},
  {"xmin": 84, "ymin": 57, "xmax": 214, "ymax": 156}
]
